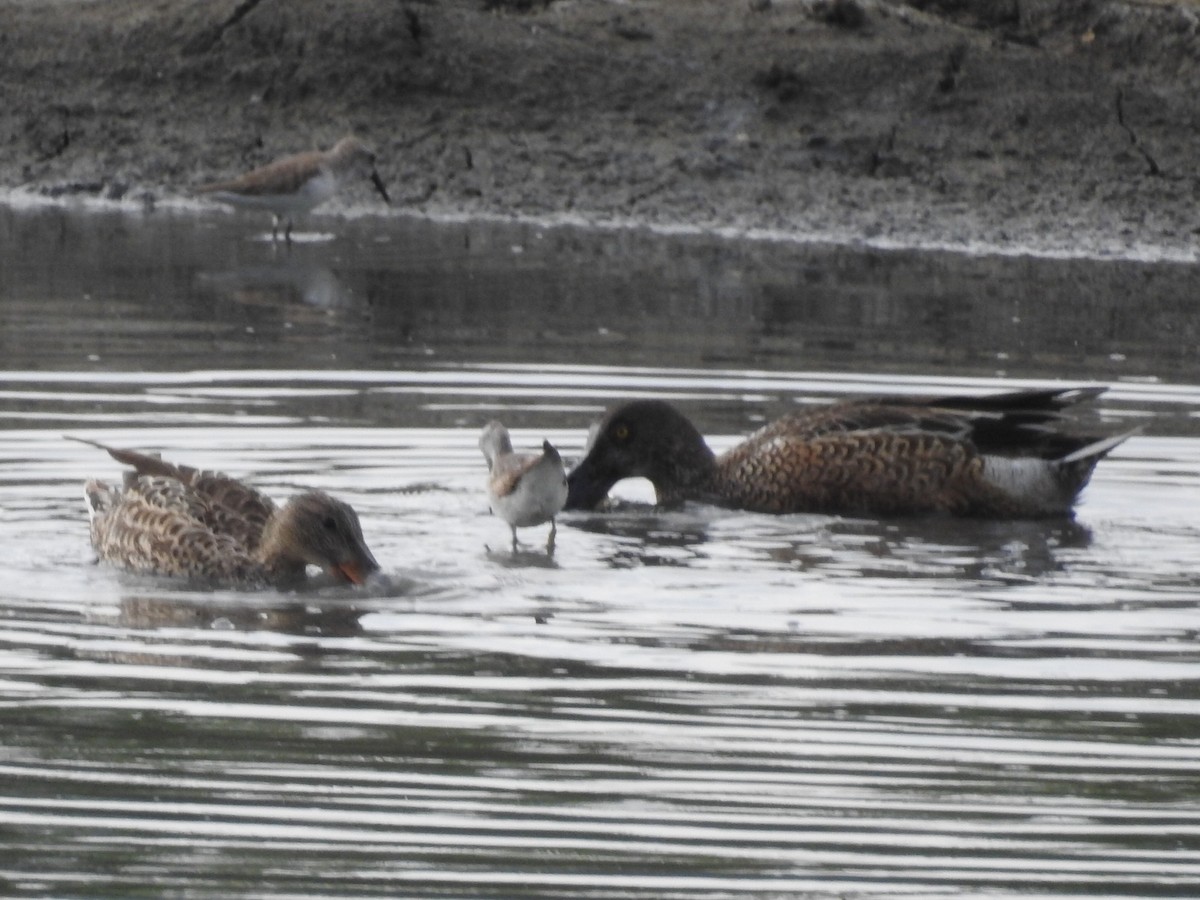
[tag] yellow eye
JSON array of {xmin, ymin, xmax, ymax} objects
[{"xmin": 613, "ymin": 423, "xmax": 630, "ymax": 441}]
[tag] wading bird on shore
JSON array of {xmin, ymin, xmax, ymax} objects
[{"xmin": 196, "ymin": 135, "xmax": 390, "ymax": 242}]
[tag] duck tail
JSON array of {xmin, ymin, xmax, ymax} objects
[
  {"xmin": 82, "ymin": 478, "xmax": 117, "ymax": 522},
  {"xmin": 981, "ymin": 427, "xmax": 1139, "ymax": 516},
  {"xmin": 66, "ymin": 435, "xmax": 187, "ymax": 480},
  {"xmin": 927, "ymin": 385, "xmax": 1106, "ymax": 417},
  {"xmin": 1059, "ymin": 428, "xmax": 1141, "ymax": 466},
  {"xmin": 1054, "ymin": 427, "xmax": 1142, "ymax": 501}
]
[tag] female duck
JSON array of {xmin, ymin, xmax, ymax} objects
[
  {"xmin": 564, "ymin": 388, "xmax": 1136, "ymax": 518},
  {"xmin": 75, "ymin": 439, "xmax": 379, "ymax": 587}
]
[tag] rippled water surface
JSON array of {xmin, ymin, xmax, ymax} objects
[{"xmin": 2, "ymin": 204, "xmax": 1199, "ymax": 898}]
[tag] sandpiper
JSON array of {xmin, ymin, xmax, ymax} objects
[
  {"xmin": 196, "ymin": 135, "xmax": 390, "ymax": 242},
  {"xmin": 479, "ymin": 421, "xmax": 569, "ymax": 553}
]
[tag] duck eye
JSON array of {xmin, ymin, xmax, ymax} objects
[
  {"xmin": 321, "ymin": 516, "xmax": 338, "ymax": 532},
  {"xmin": 613, "ymin": 423, "xmax": 631, "ymax": 441}
]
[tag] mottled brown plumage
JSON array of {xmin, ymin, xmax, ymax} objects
[
  {"xmin": 565, "ymin": 388, "xmax": 1137, "ymax": 518},
  {"xmin": 73, "ymin": 438, "xmax": 379, "ymax": 588}
]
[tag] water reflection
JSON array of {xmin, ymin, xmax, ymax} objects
[
  {"xmin": 564, "ymin": 502, "xmax": 1095, "ymax": 582},
  {"xmin": 567, "ymin": 508, "xmax": 716, "ymax": 569},
  {"xmin": 111, "ymin": 595, "xmax": 366, "ymax": 636},
  {"xmin": 4, "ymin": 202, "xmax": 1200, "ymax": 383},
  {"xmin": 196, "ymin": 261, "xmax": 353, "ymax": 310},
  {"xmin": 483, "ymin": 547, "xmax": 562, "ymax": 569}
]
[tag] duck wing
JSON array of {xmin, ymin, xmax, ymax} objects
[
  {"xmin": 182, "ymin": 472, "xmax": 276, "ymax": 551},
  {"xmin": 747, "ymin": 387, "xmax": 1108, "ymax": 457},
  {"xmin": 918, "ymin": 386, "xmax": 1105, "ymax": 414},
  {"xmin": 753, "ymin": 403, "xmax": 976, "ymax": 443},
  {"xmin": 488, "ymin": 452, "xmax": 542, "ymax": 499}
]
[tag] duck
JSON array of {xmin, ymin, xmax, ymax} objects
[
  {"xmin": 73, "ymin": 438, "xmax": 379, "ymax": 587},
  {"xmin": 564, "ymin": 387, "xmax": 1137, "ymax": 518},
  {"xmin": 479, "ymin": 421, "xmax": 569, "ymax": 552},
  {"xmin": 196, "ymin": 135, "xmax": 390, "ymax": 242}
]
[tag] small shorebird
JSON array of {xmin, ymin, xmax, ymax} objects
[
  {"xmin": 565, "ymin": 387, "xmax": 1138, "ymax": 518},
  {"xmin": 72, "ymin": 438, "xmax": 379, "ymax": 588},
  {"xmin": 479, "ymin": 422, "xmax": 569, "ymax": 553},
  {"xmin": 196, "ymin": 135, "xmax": 390, "ymax": 242}
]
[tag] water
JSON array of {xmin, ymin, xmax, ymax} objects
[{"xmin": 1, "ymin": 203, "xmax": 1199, "ymax": 898}]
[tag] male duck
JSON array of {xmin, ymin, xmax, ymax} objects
[
  {"xmin": 479, "ymin": 421, "xmax": 568, "ymax": 552},
  {"xmin": 74, "ymin": 438, "xmax": 379, "ymax": 587},
  {"xmin": 564, "ymin": 387, "xmax": 1136, "ymax": 518}
]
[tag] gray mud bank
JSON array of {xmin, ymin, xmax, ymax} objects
[{"xmin": 3, "ymin": 0, "xmax": 1200, "ymax": 257}]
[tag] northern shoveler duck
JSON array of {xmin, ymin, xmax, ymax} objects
[
  {"xmin": 479, "ymin": 421, "xmax": 569, "ymax": 552},
  {"xmin": 564, "ymin": 387, "xmax": 1137, "ymax": 518},
  {"xmin": 74, "ymin": 438, "xmax": 379, "ymax": 587},
  {"xmin": 196, "ymin": 136, "xmax": 390, "ymax": 242}
]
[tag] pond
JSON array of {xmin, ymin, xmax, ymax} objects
[{"xmin": 1, "ymin": 202, "xmax": 1199, "ymax": 898}]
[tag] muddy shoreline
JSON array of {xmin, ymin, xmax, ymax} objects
[{"xmin": 3, "ymin": 0, "xmax": 1199, "ymax": 258}]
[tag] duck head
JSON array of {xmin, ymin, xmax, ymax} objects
[
  {"xmin": 260, "ymin": 490, "xmax": 379, "ymax": 585},
  {"xmin": 565, "ymin": 400, "xmax": 716, "ymax": 509}
]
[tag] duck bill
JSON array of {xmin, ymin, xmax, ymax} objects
[
  {"xmin": 369, "ymin": 169, "xmax": 391, "ymax": 204},
  {"xmin": 333, "ymin": 547, "xmax": 380, "ymax": 585},
  {"xmin": 564, "ymin": 457, "xmax": 617, "ymax": 510}
]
